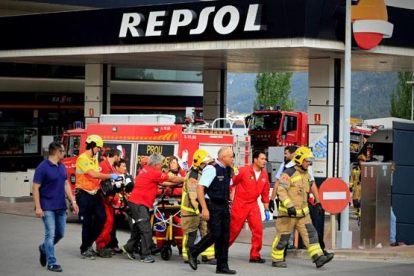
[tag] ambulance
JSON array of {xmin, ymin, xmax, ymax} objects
[{"xmin": 60, "ymin": 114, "xmax": 250, "ymax": 193}]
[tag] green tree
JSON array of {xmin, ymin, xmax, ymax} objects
[
  {"xmin": 253, "ymin": 72, "xmax": 294, "ymax": 111},
  {"xmin": 390, "ymin": 72, "xmax": 413, "ymax": 119}
]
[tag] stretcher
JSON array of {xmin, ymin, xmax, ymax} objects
[{"xmin": 151, "ymin": 187, "xmax": 183, "ymax": 260}]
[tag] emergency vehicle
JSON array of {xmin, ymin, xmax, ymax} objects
[
  {"xmin": 60, "ymin": 114, "xmax": 250, "ymax": 193},
  {"xmin": 246, "ymin": 108, "xmax": 308, "ymax": 150}
]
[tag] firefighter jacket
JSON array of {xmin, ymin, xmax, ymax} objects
[
  {"xmin": 277, "ymin": 166, "xmax": 312, "ymax": 217},
  {"xmin": 181, "ymin": 168, "xmax": 202, "ymax": 216},
  {"xmin": 350, "ymin": 166, "xmax": 362, "ymax": 201}
]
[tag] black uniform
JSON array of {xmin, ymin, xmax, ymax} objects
[{"xmin": 189, "ymin": 162, "xmax": 232, "ymax": 271}]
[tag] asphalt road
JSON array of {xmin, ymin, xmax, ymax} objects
[{"xmin": 1, "ymin": 213, "xmax": 413, "ymax": 276}]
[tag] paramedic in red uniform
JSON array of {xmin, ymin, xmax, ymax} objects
[
  {"xmin": 95, "ymin": 149, "xmax": 121, "ymax": 257},
  {"xmin": 229, "ymin": 150, "xmax": 270, "ymax": 263},
  {"xmin": 122, "ymin": 153, "xmax": 184, "ymax": 263}
]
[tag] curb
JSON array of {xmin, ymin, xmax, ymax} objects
[
  {"xmin": 286, "ymin": 248, "xmax": 414, "ymax": 260},
  {"xmin": 0, "ymin": 196, "xmax": 33, "ymax": 203}
]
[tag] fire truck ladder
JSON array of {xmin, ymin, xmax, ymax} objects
[{"xmin": 211, "ymin": 118, "xmax": 251, "ymax": 168}]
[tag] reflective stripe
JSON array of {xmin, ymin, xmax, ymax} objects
[
  {"xmin": 180, "ymin": 191, "xmax": 200, "ymax": 214},
  {"xmin": 282, "ymin": 198, "xmax": 291, "ymax": 206},
  {"xmin": 307, "ymin": 244, "xmax": 322, "ymax": 257},
  {"xmin": 279, "ymin": 206, "xmax": 309, "ymax": 215},
  {"xmin": 271, "ymin": 235, "xmax": 284, "ymax": 260},
  {"xmin": 290, "ymin": 175, "xmax": 302, "ymax": 183}
]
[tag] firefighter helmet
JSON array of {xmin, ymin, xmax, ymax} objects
[
  {"xmin": 358, "ymin": 154, "xmax": 367, "ymax": 162},
  {"xmin": 293, "ymin": 147, "xmax": 314, "ymax": 166},
  {"xmin": 193, "ymin": 149, "xmax": 213, "ymax": 167},
  {"xmin": 86, "ymin": 134, "xmax": 103, "ymax": 147}
]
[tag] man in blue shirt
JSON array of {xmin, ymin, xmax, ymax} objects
[
  {"xmin": 187, "ymin": 147, "xmax": 236, "ymax": 275},
  {"xmin": 33, "ymin": 142, "xmax": 79, "ymax": 273}
]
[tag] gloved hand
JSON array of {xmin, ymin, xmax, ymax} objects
[
  {"xmin": 264, "ymin": 209, "xmax": 270, "ymax": 221},
  {"xmin": 316, "ymin": 203, "xmax": 324, "ymax": 216},
  {"xmin": 287, "ymin": 206, "xmax": 297, "ymax": 217},
  {"xmin": 110, "ymin": 174, "xmax": 120, "ymax": 181},
  {"xmin": 182, "ymin": 150, "xmax": 188, "ymax": 163},
  {"xmin": 268, "ymin": 200, "xmax": 275, "ymax": 213}
]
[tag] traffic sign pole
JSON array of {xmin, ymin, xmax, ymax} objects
[
  {"xmin": 338, "ymin": 0, "xmax": 353, "ymax": 249},
  {"xmin": 319, "ymin": 178, "xmax": 351, "ymax": 250}
]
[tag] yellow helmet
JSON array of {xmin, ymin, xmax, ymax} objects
[
  {"xmin": 86, "ymin": 134, "xmax": 103, "ymax": 147},
  {"xmin": 358, "ymin": 154, "xmax": 367, "ymax": 162},
  {"xmin": 193, "ymin": 149, "xmax": 213, "ymax": 167},
  {"xmin": 293, "ymin": 147, "xmax": 315, "ymax": 166}
]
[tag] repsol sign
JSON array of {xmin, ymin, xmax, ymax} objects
[{"xmin": 119, "ymin": 4, "xmax": 266, "ymax": 38}]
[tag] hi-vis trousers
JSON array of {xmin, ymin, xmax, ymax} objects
[
  {"xmin": 181, "ymin": 214, "xmax": 214, "ymax": 261},
  {"xmin": 271, "ymin": 214, "xmax": 323, "ymax": 263}
]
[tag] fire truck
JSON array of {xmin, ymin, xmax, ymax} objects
[
  {"xmin": 61, "ymin": 114, "xmax": 251, "ymax": 193},
  {"xmin": 246, "ymin": 109, "xmax": 308, "ymax": 151}
]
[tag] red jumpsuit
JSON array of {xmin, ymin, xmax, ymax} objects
[
  {"xmin": 229, "ymin": 164, "xmax": 270, "ymax": 259},
  {"xmin": 95, "ymin": 159, "xmax": 116, "ymax": 249}
]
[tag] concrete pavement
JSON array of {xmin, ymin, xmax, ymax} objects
[{"xmin": 1, "ymin": 213, "xmax": 414, "ymax": 276}]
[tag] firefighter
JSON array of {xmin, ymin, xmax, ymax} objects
[
  {"xmin": 181, "ymin": 149, "xmax": 216, "ymax": 265},
  {"xmin": 75, "ymin": 135, "xmax": 120, "ymax": 260},
  {"xmin": 350, "ymin": 154, "xmax": 366, "ymax": 218},
  {"xmin": 229, "ymin": 150, "xmax": 270, "ymax": 263},
  {"xmin": 271, "ymin": 147, "xmax": 333, "ymax": 268},
  {"xmin": 95, "ymin": 149, "xmax": 121, "ymax": 258}
]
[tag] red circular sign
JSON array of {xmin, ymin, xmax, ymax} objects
[{"xmin": 319, "ymin": 178, "xmax": 350, "ymax": 214}]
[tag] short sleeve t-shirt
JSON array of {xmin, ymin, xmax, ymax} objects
[
  {"xmin": 128, "ymin": 165, "xmax": 169, "ymax": 208},
  {"xmin": 33, "ymin": 159, "xmax": 68, "ymax": 211},
  {"xmin": 75, "ymin": 152, "xmax": 100, "ymax": 191}
]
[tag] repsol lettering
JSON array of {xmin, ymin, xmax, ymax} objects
[{"xmin": 119, "ymin": 4, "xmax": 266, "ymax": 38}]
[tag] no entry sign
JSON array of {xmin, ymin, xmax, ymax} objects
[{"xmin": 319, "ymin": 178, "xmax": 350, "ymax": 214}]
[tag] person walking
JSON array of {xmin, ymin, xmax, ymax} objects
[
  {"xmin": 75, "ymin": 135, "xmax": 120, "ymax": 260},
  {"xmin": 33, "ymin": 142, "xmax": 79, "ymax": 272},
  {"xmin": 181, "ymin": 149, "xmax": 216, "ymax": 265},
  {"xmin": 187, "ymin": 147, "xmax": 236, "ymax": 274},
  {"xmin": 95, "ymin": 149, "xmax": 121, "ymax": 258},
  {"xmin": 229, "ymin": 150, "xmax": 270, "ymax": 264},
  {"xmin": 271, "ymin": 147, "xmax": 333, "ymax": 268},
  {"xmin": 122, "ymin": 153, "xmax": 184, "ymax": 263}
]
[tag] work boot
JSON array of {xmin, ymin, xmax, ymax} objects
[
  {"xmin": 187, "ymin": 249, "xmax": 198, "ymax": 270},
  {"xmin": 202, "ymin": 256, "xmax": 217, "ymax": 265},
  {"xmin": 314, "ymin": 254, "xmax": 334, "ymax": 268},
  {"xmin": 272, "ymin": 261, "xmax": 287, "ymax": 268},
  {"xmin": 323, "ymin": 250, "xmax": 335, "ymax": 259}
]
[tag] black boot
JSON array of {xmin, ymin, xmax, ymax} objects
[{"xmin": 314, "ymin": 254, "xmax": 333, "ymax": 268}]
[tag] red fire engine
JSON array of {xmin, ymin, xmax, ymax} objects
[
  {"xmin": 61, "ymin": 114, "xmax": 249, "ymax": 193},
  {"xmin": 246, "ymin": 109, "xmax": 308, "ymax": 150}
]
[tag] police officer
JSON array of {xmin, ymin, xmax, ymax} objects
[
  {"xmin": 181, "ymin": 149, "xmax": 215, "ymax": 264},
  {"xmin": 187, "ymin": 147, "xmax": 236, "ymax": 274},
  {"xmin": 271, "ymin": 147, "xmax": 333, "ymax": 268}
]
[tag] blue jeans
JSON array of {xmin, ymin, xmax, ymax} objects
[
  {"xmin": 41, "ymin": 210, "xmax": 67, "ymax": 266},
  {"xmin": 391, "ymin": 207, "xmax": 397, "ymax": 243}
]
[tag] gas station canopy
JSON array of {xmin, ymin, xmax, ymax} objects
[{"xmin": 0, "ymin": 0, "xmax": 413, "ymax": 72}]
